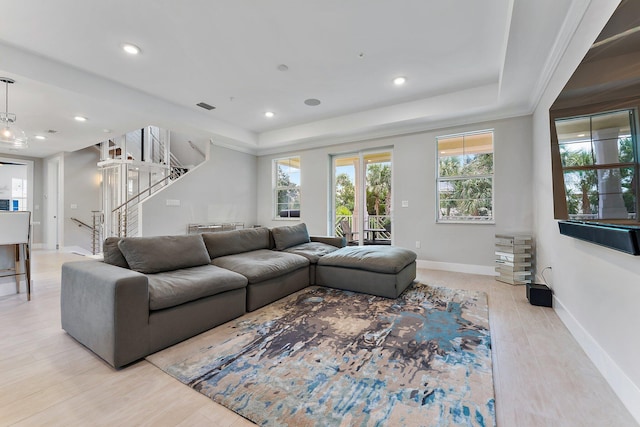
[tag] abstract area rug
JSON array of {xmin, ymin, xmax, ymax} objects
[{"xmin": 147, "ymin": 283, "xmax": 495, "ymax": 426}]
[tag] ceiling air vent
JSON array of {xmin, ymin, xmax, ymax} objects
[{"xmin": 196, "ymin": 102, "xmax": 216, "ymax": 111}]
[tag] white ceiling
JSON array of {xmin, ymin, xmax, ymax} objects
[{"xmin": 0, "ymin": 0, "xmax": 590, "ymax": 158}]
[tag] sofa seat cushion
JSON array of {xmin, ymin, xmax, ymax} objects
[
  {"xmin": 118, "ymin": 234, "xmax": 211, "ymax": 274},
  {"xmin": 212, "ymin": 249, "xmax": 309, "ymax": 283},
  {"xmin": 317, "ymin": 245, "xmax": 417, "ymax": 274},
  {"xmin": 148, "ymin": 264, "xmax": 248, "ymax": 311},
  {"xmin": 284, "ymin": 241, "xmax": 341, "ymax": 264}
]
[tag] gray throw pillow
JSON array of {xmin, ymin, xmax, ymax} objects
[
  {"xmin": 102, "ymin": 237, "xmax": 130, "ymax": 269},
  {"xmin": 271, "ymin": 223, "xmax": 310, "ymax": 251},
  {"xmin": 202, "ymin": 227, "xmax": 271, "ymax": 258},
  {"xmin": 118, "ymin": 234, "xmax": 211, "ymax": 274}
]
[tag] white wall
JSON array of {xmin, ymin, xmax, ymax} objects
[
  {"xmin": 139, "ymin": 144, "xmax": 257, "ymax": 236},
  {"xmin": 168, "ymin": 131, "xmax": 208, "ymax": 168},
  {"xmin": 257, "ymin": 115, "xmax": 533, "ymax": 270},
  {"xmin": 532, "ymin": 0, "xmax": 640, "ymax": 422},
  {"xmin": 63, "ymin": 147, "xmax": 101, "ymax": 252}
]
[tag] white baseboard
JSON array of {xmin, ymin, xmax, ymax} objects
[
  {"xmin": 416, "ymin": 259, "xmax": 496, "ymax": 276},
  {"xmin": 554, "ymin": 295, "xmax": 640, "ymax": 425},
  {"xmin": 61, "ymin": 246, "xmax": 93, "ymax": 256}
]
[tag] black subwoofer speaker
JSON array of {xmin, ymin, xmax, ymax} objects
[{"xmin": 526, "ymin": 283, "xmax": 553, "ymax": 307}]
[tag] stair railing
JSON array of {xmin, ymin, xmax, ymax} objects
[
  {"xmin": 104, "ymin": 126, "xmax": 191, "ymax": 238},
  {"xmin": 70, "ymin": 211, "xmax": 104, "ymax": 254},
  {"xmin": 110, "ymin": 171, "xmax": 180, "ymax": 237}
]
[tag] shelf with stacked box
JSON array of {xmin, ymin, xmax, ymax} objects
[{"xmin": 495, "ymin": 234, "xmax": 532, "ymax": 285}]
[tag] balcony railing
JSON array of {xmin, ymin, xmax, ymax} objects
[{"xmin": 335, "ymin": 215, "xmax": 391, "ymax": 241}]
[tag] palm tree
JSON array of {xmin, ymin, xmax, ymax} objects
[
  {"xmin": 458, "ymin": 153, "xmax": 493, "ymax": 217},
  {"xmin": 366, "ymin": 163, "xmax": 391, "ymax": 216},
  {"xmin": 560, "ymin": 149, "xmax": 597, "ymax": 215},
  {"xmin": 438, "ymin": 157, "xmax": 461, "ymax": 217},
  {"xmin": 438, "ymin": 153, "xmax": 494, "ymax": 218}
]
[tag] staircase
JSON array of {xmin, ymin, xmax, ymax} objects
[
  {"xmin": 99, "ymin": 126, "xmax": 189, "ymax": 238},
  {"xmin": 70, "ymin": 211, "xmax": 104, "ymax": 255}
]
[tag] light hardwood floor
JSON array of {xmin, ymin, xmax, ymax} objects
[{"xmin": 0, "ymin": 250, "xmax": 637, "ymax": 427}]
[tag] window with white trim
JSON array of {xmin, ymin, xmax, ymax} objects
[
  {"xmin": 552, "ymin": 108, "xmax": 638, "ymax": 221},
  {"xmin": 273, "ymin": 156, "xmax": 301, "ymax": 219},
  {"xmin": 436, "ymin": 130, "xmax": 494, "ymax": 222}
]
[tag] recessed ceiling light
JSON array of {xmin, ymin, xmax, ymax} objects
[
  {"xmin": 277, "ymin": 64, "xmax": 289, "ymax": 72},
  {"xmin": 304, "ymin": 98, "xmax": 321, "ymax": 106},
  {"xmin": 35, "ymin": 135, "xmax": 46, "ymax": 140},
  {"xmin": 265, "ymin": 111, "xmax": 275, "ymax": 118},
  {"xmin": 122, "ymin": 43, "xmax": 141, "ymax": 55},
  {"xmin": 74, "ymin": 116, "xmax": 88, "ymax": 122},
  {"xmin": 577, "ymin": 133, "xmax": 586, "ymax": 137},
  {"xmin": 393, "ymin": 76, "xmax": 407, "ymax": 86}
]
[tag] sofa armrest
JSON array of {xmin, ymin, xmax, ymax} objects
[
  {"xmin": 61, "ymin": 260, "xmax": 150, "ymax": 368},
  {"xmin": 311, "ymin": 235, "xmax": 346, "ymax": 248}
]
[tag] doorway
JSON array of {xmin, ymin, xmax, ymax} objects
[{"xmin": 332, "ymin": 149, "xmax": 393, "ymax": 245}]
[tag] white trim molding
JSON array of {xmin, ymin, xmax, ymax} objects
[
  {"xmin": 416, "ymin": 259, "xmax": 496, "ymax": 276},
  {"xmin": 554, "ymin": 295, "xmax": 640, "ymax": 425}
]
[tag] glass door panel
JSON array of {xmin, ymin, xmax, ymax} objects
[
  {"xmin": 364, "ymin": 152, "xmax": 392, "ymax": 244},
  {"xmin": 333, "ymin": 155, "xmax": 361, "ymax": 244},
  {"xmin": 332, "ymin": 150, "xmax": 392, "ymax": 245}
]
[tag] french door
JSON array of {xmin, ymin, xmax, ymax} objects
[{"xmin": 331, "ymin": 149, "xmax": 393, "ymax": 245}]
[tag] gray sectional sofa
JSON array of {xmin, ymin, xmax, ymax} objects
[{"xmin": 61, "ymin": 223, "xmax": 416, "ymax": 368}]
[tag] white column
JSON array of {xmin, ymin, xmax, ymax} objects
[{"xmin": 593, "ymin": 127, "xmax": 627, "ymax": 218}]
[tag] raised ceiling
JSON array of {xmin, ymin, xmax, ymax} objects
[{"xmin": 0, "ymin": 0, "xmax": 590, "ymax": 157}]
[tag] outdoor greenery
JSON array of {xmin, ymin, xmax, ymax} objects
[
  {"xmin": 438, "ymin": 152, "xmax": 493, "ymax": 220},
  {"xmin": 334, "ymin": 163, "xmax": 392, "ymax": 217},
  {"xmin": 560, "ymin": 136, "xmax": 636, "ymax": 216},
  {"xmin": 276, "ymin": 159, "xmax": 300, "ymax": 216},
  {"xmin": 335, "ymin": 173, "xmax": 355, "ymax": 213},
  {"xmin": 366, "ymin": 163, "xmax": 391, "ymax": 216}
]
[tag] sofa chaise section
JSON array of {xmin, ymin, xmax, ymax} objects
[{"xmin": 316, "ymin": 245, "xmax": 417, "ymax": 298}]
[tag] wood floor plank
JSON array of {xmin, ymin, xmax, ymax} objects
[{"xmin": 0, "ymin": 251, "xmax": 637, "ymax": 426}]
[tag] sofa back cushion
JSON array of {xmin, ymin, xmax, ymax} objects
[
  {"xmin": 118, "ymin": 234, "xmax": 211, "ymax": 274},
  {"xmin": 271, "ymin": 223, "xmax": 310, "ymax": 250},
  {"xmin": 202, "ymin": 227, "xmax": 271, "ymax": 259},
  {"xmin": 102, "ymin": 237, "xmax": 130, "ymax": 269}
]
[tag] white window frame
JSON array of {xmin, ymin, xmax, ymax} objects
[
  {"xmin": 273, "ymin": 156, "xmax": 301, "ymax": 220},
  {"xmin": 436, "ymin": 129, "xmax": 495, "ymax": 224}
]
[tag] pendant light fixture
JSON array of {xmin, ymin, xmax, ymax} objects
[{"xmin": 0, "ymin": 77, "xmax": 28, "ymax": 149}]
